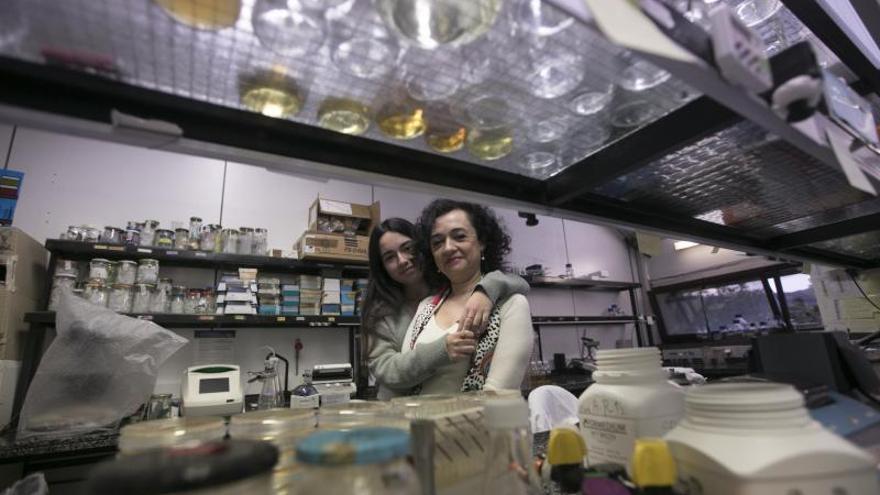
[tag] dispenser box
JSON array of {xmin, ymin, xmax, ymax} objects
[
  {"xmin": 308, "ymin": 198, "xmax": 380, "ymax": 237},
  {"xmin": 297, "ymin": 232, "xmax": 369, "ymax": 263}
]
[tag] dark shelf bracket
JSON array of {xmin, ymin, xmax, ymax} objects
[{"xmin": 765, "ymin": 212, "xmax": 880, "ymax": 250}]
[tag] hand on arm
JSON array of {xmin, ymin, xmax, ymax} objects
[{"xmin": 459, "ymin": 289, "xmax": 492, "ymax": 337}]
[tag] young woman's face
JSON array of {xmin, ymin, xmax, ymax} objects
[
  {"xmin": 378, "ymin": 231, "xmax": 423, "ymax": 287},
  {"xmin": 430, "ymin": 209, "xmax": 484, "ymax": 283}
]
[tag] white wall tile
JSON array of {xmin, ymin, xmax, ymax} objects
[
  {"xmin": 220, "ymin": 161, "xmax": 372, "ymax": 252},
  {"xmin": 563, "ymin": 219, "xmax": 634, "ymax": 282},
  {"xmin": 9, "ymin": 128, "xmax": 225, "ymax": 244}
]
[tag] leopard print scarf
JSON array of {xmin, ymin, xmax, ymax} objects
[{"xmin": 408, "ymin": 288, "xmax": 504, "ymax": 393}]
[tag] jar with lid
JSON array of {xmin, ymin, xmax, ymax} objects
[
  {"xmin": 89, "ymin": 258, "xmax": 112, "ymax": 281},
  {"xmin": 154, "ymin": 229, "xmax": 175, "ymax": 248},
  {"xmin": 82, "ymin": 225, "xmax": 101, "ymax": 242},
  {"xmin": 84, "ymin": 281, "xmax": 109, "ymax": 307},
  {"xmin": 253, "ymin": 228, "xmax": 268, "ymax": 256},
  {"xmin": 184, "ymin": 289, "xmax": 201, "ymax": 314},
  {"xmin": 106, "ymin": 261, "xmax": 119, "ymax": 284},
  {"xmin": 239, "ymin": 227, "xmax": 255, "ymax": 255},
  {"xmin": 170, "ymin": 286, "xmax": 187, "ymax": 314},
  {"xmin": 65, "ymin": 225, "xmax": 83, "ymax": 241},
  {"xmin": 295, "ymin": 427, "xmax": 419, "ymax": 495},
  {"xmin": 173, "ymin": 228, "xmax": 190, "ymax": 250},
  {"xmin": 150, "ymin": 279, "xmax": 172, "ymax": 313},
  {"xmin": 123, "ymin": 229, "xmax": 140, "ymax": 247},
  {"xmin": 132, "ymin": 284, "xmax": 154, "ymax": 313},
  {"xmin": 140, "ymin": 220, "xmax": 159, "ymax": 246},
  {"xmin": 578, "ymin": 347, "xmax": 684, "ymax": 469},
  {"xmin": 101, "ymin": 226, "xmax": 125, "ymax": 244},
  {"xmin": 203, "ymin": 288, "xmax": 216, "ymax": 314},
  {"xmin": 136, "ymin": 259, "xmax": 160, "ymax": 284},
  {"xmin": 54, "ymin": 258, "xmax": 79, "ymax": 277},
  {"xmin": 188, "ymin": 217, "xmax": 202, "ymax": 249},
  {"xmin": 108, "ymin": 284, "xmax": 133, "ymax": 313},
  {"xmin": 200, "ymin": 224, "xmax": 221, "ymax": 252},
  {"xmin": 87, "ymin": 439, "xmax": 278, "ymax": 495},
  {"xmin": 116, "ymin": 260, "xmax": 138, "ymax": 285},
  {"xmin": 49, "ymin": 274, "xmax": 78, "ymax": 311},
  {"xmin": 222, "ymin": 229, "xmax": 240, "ymax": 254}
]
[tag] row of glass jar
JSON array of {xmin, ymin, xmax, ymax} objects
[
  {"xmin": 64, "ymin": 222, "xmax": 269, "ymax": 256},
  {"xmin": 53, "ymin": 280, "xmax": 217, "ymax": 314},
  {"xmin": 75, "ymin": 258, "xmax": 160, "ymax": 285}
]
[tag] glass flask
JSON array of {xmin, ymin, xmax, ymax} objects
[
  {"xmin": 252, "ymin": 0, "xmax": 325, "ymax": 57},
  {"xmin": 153, "ymin": 0, "xmax": 241, "ymax": 30},
  {"xmin": 376, "ymin": 0, "xmax": 502, "ymax": 49}
]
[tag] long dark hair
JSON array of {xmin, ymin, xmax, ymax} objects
[
  {"xmin": 416, "ymin": 199, "xmax": 511, "ymax": 288},
  {"xmin": 361, "ymin": 218, "xmax": 421, "ymax": 330}
]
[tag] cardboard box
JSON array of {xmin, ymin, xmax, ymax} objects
[
  {"xmin": 322, "ymin": 291, "xmax": 341, "ymax": 305},
  {"xmin": 308, "ymin": 198, "xmax": 380, "ymax": 237},
  {"xmin": 0, "ymin": 228, "xmax": 48, "ymax": 300},
  {"xmin": 298, "ymin": 232, "xmax": 369, "ymax": 264},
  {"xmin": 299, "ymin": 275, "xmax": 322, "ymax": 290},
  {"xmin": 323, "ymin": 278, "xmax": 341, "ymax": 292},
  {"xmin": 0, "ymin": 289, "xmax": 39, "ymax": 361}
]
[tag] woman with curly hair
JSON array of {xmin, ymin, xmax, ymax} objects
[
  {"xmin": 402, "ymin": 199, "xmax": 534, "ymax": 393},
  {"xmin": 363, "ymin": 217, "xmax": 528, "ymax": 399}
]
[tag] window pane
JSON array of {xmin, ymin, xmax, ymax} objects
[
  {"xmin": 656, "ymin": 290, "xmax": 707, "ymax": 336},
  {"xmin": 702, "ymin": 280, "xmax": 775, "ymax": 333},
  {"xmin": 778, "ymin": 273, "xmax": 822, "ymax": 329}
]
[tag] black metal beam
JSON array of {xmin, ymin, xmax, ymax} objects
[
  {"xmin": 781, "ymin": 0, "xmax": 880, "ymax": 95},
  {"xmin": 849, "ymin": 0, "xmax": 880, "ymax": 73},
  {"xmin": 765, "ymin": 212, "xmax": 880, "ymax": 250},
  {"xmin": 0, "ymin": 56, "xmax": 545, "ymax": 204},
  {"xmin": 545, "ymin": 96, "xmax": 740, "ymax": 205}
]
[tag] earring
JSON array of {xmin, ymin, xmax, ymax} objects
[{"xmin": 481, "ymin": 254, "xmax": 485, "ymax": 261}]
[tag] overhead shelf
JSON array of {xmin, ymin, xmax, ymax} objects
[
  {"xmin": 524, "ymin": 276, "xmax": 639, "ymax": 290},
  {"xmin": 532, "ymin": 315, "xmax": 638, "ymax": 325},
  {"xmin": 24, "ymin": 311, "xmax": 361, "ymax": 327},
  {"xmin": 0, "ymin": 1, "xmax": 876, "ymax": 269},
  {"xmin": 42, "ymin": 239, "xmax": 369, "ymax": 276}
]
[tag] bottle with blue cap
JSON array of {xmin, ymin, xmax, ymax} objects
[{"xmin": 295, "ymin": 426, "xmax": 419, "ymax": 495}]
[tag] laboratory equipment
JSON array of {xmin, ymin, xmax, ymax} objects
[
  {"xmin": 87, "ymin": 439, "xmax": 277, "ymax": 495},
  {"xmin": 578, "ymin": 347, "xmax": 684, "ymax": 469},
  {"xmin": 143, "ymin": 393, "xmax": 173, "ymax": 421},
  {"xmin": 116, "ymin": 260, "xmax": 137, "ymax": 285},
  {"xmin": 89, "ymin": 258, "xmax": 111, "ymax": 281},
  {"xmin": 154, "ymin": 0, "xmax": 242, "ymax": 30},
  {"xmin": 708, "ymin": 4, "xmax": 773, "ymax": 93},
  {"xmin": 131, "ymin": 284, "xmax": 154, "ymax": 313},
  {"xmin": 481, "ymin": 397, "xmax": 541, "ymax": 495},
  {"xmin": 540, "ymin": 427, "xmax": 587, "ymax": 494},
  {"xmin": 311, "ymin": 363, "xmax": 356, "ymax": 406},
  {"xmin": 101, "ymin": 226, "xmax": 124, "ymax": 244},
  {"xmin": 173, "ymin": 228, "xmax": 189, "ymax": 249},
  {"xmin": 118, "ymin": 416, "xmax": 227, "ymax": 455},
  {"xmin": 136, "ymin": 258, "xmax": 159, "ymax": 284},
  {"xmin": 376, "ymin": 0, "xmax": 501, "ymax": 49},
  {"xmin": 295, "ymin": 427, "xmax": 419, "ymax": 495},
  {"xmin": 664, "ymin": 382, "xmax": 879, "ymax": 495},
  {"xmin": 290, "ymin": 370, "xmax": 320, "ymax": 409},
  {"xmin": 630, "ymin": 438, "xmax": 676, "ymax": 494},
  {"xmin": 181, "ymin": 364, "xmax": 244, "ymax": 417},
  {"xmin": 249, "ymin": 352, "xmax": 283, "ymax": 410},
  {"xmin": 154, "ymin": 228, "xmax": 174, "ymax": 247},
  {"xmin": 822, "ymin": 70, "xmax": 879, "ymax": 145},
  {"xmin": 107, "ymin": 284, "xmax": 133, "ymax": 313},
  {"xmin": 83, "ymin": 281, "xmax": 108, "ymax": 307}
]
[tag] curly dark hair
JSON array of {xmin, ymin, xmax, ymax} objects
[{"xmin": 416, "ymin": 199, "xmax": 511, "ymax": 287}]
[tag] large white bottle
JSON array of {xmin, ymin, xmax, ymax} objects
[{"xmin": 578, "ymin": 347, "xmax": 684, "ymax": 468}]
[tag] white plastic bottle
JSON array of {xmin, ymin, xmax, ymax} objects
[{"xmin": 578, "ymin": 347, "xmax": 684, "ymax": 469}]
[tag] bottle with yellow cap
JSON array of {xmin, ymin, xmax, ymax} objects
[
  {"xmin": 630, "ymin": 438, "xmax": 677, "ymax": 495},
  {"xmin": 546, "ymin": 427, "xmax": 587, "ymax": 494}
]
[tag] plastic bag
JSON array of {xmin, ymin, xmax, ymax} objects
[
  {"xmin": 1, "ymin": 473, "xmax": 48, "ymax": 495},
  {"xmin": 17, "ymin": 292, "xmax": 188, "ymax": 440}
]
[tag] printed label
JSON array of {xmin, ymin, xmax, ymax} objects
[
  {"xmin": 290, "ymin": 395, "xmax": 320, "ymax": 409},
  {"xmin": 581, "ymin": 396, "xmax": 681, "ymax": 466}
]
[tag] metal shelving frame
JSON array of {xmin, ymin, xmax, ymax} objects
[{"xmin": 0, "ymin": 4, "xmax": 877, "ymax": 268}]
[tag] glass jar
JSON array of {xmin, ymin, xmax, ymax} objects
[
  {"xmin": 49, "ymin": 274, "xmax": 78, "ymax": 311},
  {"xmin": 295, "ymin": 428, "xmax": 419, "ymax": 495},
  {"xmin": 200, "ymin": 224, "xmax": 221, "ymax": 252},
  {"xmin": 65, "ymin": 225, "xmax": 83, "ymax": 241},
  {"xmin": 203, "ymin": 288, "xmax": 217, "ymax": 314},
  {"xmin": 119, "ymin": 417, "xmax": 227, "ymax": 456},
  {"xmin": 89, "ymin": 258, "xmax": 112, "ymax": 281},
  {"xmin": 222, "ymin": 229, "xmax": 240, "ymax": 254},
  {"xmin": 116, "ymin": 260, "xmax": 138, "ymax": 285},
  {"xmin": 108, "ymin": 284, "xmax": 133, "ymax": 313},
  {"xmin": 184, "ymin": 289, "xmax": 201, "ymax": 314},
  {"xmin": 140, "ymin": 220, "xmax": 159, "ymax": 246},
  {"xmin": 82, "ymin": 225, "xmax": 101, "ymax": 242},
  {"xmin": 132, "ymin": 284, "xmax": 154, "ymax": 313},
  {"xmin": 239, "ymin": 227, "xmax": 255, "ymax": 255},
  {"xmin": 253, "ymin": 228, "xmax": 268, "ymax": 256},
  {"xmin": 188, "ymin": 217, "xmax": 202, "ymax": 249},
  {"xmin": 123, "ymin": 228, "xmax": 141, "ymax": 247},
  {"xmin": 101, "ymin": 226, "xmax": 125, "ymax": 244},
  {"xmin": 55, "ymin": 258, "xmax": 79, "ymax": 277},
  {"xmin": 150, "ymin": 279, "xmax": 172, "ymax": 313},
  {"xmin": 154, "ymin": 229, "xmax": 175, "ymax": 248},
  {"xmin": 173, "ymin": 228, "xmax": 190, "ymax": 250},
  {"xmin": 84, "ymin": 281, "xmax": 109, "ymax": 307},
  {"xmin": 170, "ymin": 286, "xmax": 187, "ymax": 314},
  {"xmin": 106, "ymin": 261, "xmax": 119, "ymax": 284},
  {"xmin": 136, "ymin": 259, "xmax": 160, "ymax": 284}
]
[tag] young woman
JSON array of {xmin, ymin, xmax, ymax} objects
[
  {"xmin": 363, "ymin": 217, "xmax": 528, "ymax": 399},
  {"xmin": 403, "ymin": 199, "xmax": 534, "ymax": 393}
]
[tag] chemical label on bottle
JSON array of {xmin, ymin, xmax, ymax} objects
[
  {"xmin": 290, "ymin": 395, "xmax": 319, "ymax": 409},
  {"xmin": 581, "ymin": 413, "xmax": 681, "ymax": 467}
]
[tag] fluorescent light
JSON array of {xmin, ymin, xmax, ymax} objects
[{"xmin": 674, "ymin": 240, "xmax": 700, "ymax": 250}]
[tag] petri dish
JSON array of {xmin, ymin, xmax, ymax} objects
[
  {"xmin": 294, "ymin": 0, "xmax": 356, "ymax": 20},
  {"xmin": 527, "ymin": 114, "xmax": 573, "ymax": 143},
  {"xmin": 454, "ymin": 87, "xmax": 519, "ymax": 129},
  {"xmin": 318, "ymin": 98, "xmax": 371, "ymax": 135},
  {"xmin": 569, "ymin": 84, "xmax": 615, "ymax": 116},
  {"xmin": 611, "ymin": 100, "xmax": 660, "ymax": 128},
  {"xmin": 734, "ymin": 0, "xmax": 781, "ymax": 26},
  {"xmin": 427, "ymin": 126, "xmax": 467, "ymax": 153},
  {"xmin": 390, "ymin": 394, "xmax": 469, "ymax": 418},
  {"xmin": 405, "ymin": 69, "xmax": 461, "ymax": 102},
  {"xmin": 619, "ymin": 59, "xmax": 671, "ymax": 92},
  {"xmin": 525, "ymin": 51, "xmax": 586, "ymax": 99},
  {"xmin": 375, "ymin": 0, "xmax": 502, "ymax": 49},
  {"xmin": 252, "ymin": 0, "xmax": 325, "ymax": 57},
  {"xmin": 513, "ymin": 0, "xmax": 574, "ymax": 37},
  {"xmin": 377, "ymin": 102, "xmax": 427, "ymax": 139},
  {"xmin": 466, "ymin": 127, "xmax": 515, "ymax": 160},
  {"xmin": 332, "ymin": 37, "xmax": 398, "ymax": 80},
  {"xmin": 520, "ymin": 150, "xmax": 557, "ymax": 172},
  {"xmin": 154, "ymin": 0, "xmax": 241, "ymax": 29},
  {"xmin": 239, "ymin": 71, "xmax": 302, "ymax": 118},
  {"xmin": 119, "ymin": 417, "xmax": 227, "ymax": 455}
]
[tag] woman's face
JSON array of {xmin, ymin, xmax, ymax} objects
[
  {"xmin": 430, "ymin": 209, "xmax": 484, "ymax": 283},
  {"xmin": 378, "ymin": 231, "xmax": 423, "ymax": 287}
]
